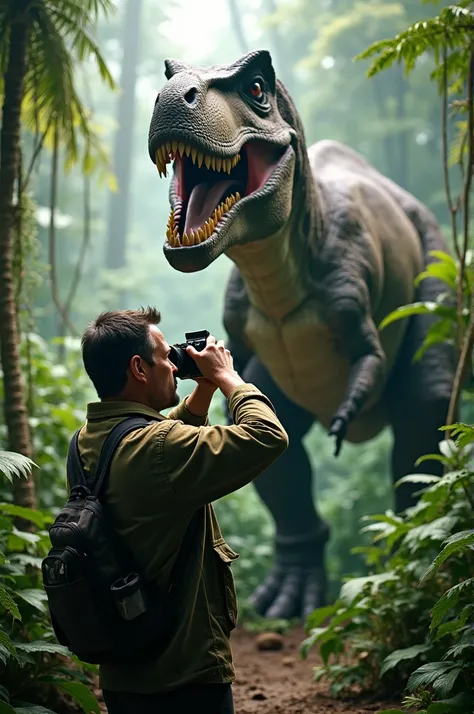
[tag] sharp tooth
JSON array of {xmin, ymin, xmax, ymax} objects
[
  {"xmin": 197, "ymin": 152, "xmax": 204, "ymax": 168},
  {"xmin": 172, "ymin": 141, "xmax": 178, "ymax": 153},
  {"xmin": 226, "ymin": 159, "xmax": 232, "ymax": 174},
  {"xmin": 204, "ymin": 155, "xmax": 211, "ymax": 169},
  {"xmin": 211, "ymin": 157, "xmax": 216, "ymax": 170},
  {"xmin": 197, "ymin": 227, "xmax": 204, "ymax": 243},
  {"xmin": 216, "ymin": 158, "xmax": 222, "ymax": 172},
  {"xmin": 178, "ymin": 142, "xmax": 185, "ymax": 156},
  {"xmin": 188, "ymin": 230, "xmax": 195, "ymax": 246},
  {"xmin": 208, "ymin": 218, "xmax": 215, "ymax": 234},
  {"xmin": 217, "ymin": 207, "xmax": 223, "ymax": 221},
  {"xmin": 236, "ymin": 191, "xmax": 241, "ymax": 201},
  {"xmin": 191, "ymin": 148, "xmax": 197, "ymax": 164},
  {"xmin": 185, "ymin": 144, "xmax": 191, "ymax": 157},
  {"xmin": 168, "ymin": 232, "xmax": 175, "ymax": 247},
  {"xmin": 165, "ymin": 141, "xmax": 171, "ymax": 154},
  {"xmin": 182, "ymin": 232, "xmax": 190, "ymax": 246}
]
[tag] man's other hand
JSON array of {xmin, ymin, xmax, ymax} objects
[{"xmin": 186, "ymin": 335, "xmax": 244, "ymax": 397}]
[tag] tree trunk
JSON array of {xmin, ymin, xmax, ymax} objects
[
  {"xmin": 228, "ymin": 0, "xmax": 249, "ymax": 54},
  {"xmin": 0, "ymin": 8, "xmax": 37, "ymax": 509},
  {"xmin": 104, "ymin": 0, "xmax": 143, "ymax": 307}
]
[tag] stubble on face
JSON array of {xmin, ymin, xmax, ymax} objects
[{"xmin": 148, "ymin": 326, "xmax": 180, "ymax": 411}]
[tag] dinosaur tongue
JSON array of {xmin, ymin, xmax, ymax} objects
[{"xmin": 184, "ymin": 180, "xmax": 239, "ymax": 234}]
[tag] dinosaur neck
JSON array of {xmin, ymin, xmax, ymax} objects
[
  {"xmin": 226, "ymin": 160, "xmax": 324, "ymax": 321},
  {"xmin": 227, "ymin": 223, "xmax": 305, "ymax": 320}
]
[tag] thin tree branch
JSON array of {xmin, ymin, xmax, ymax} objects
[
  {"xmin": 64, "ymin": 172, "xmax": 91, "ymax": 314},
  {"xmin": 48, "ymin": 125, "xmax": 77, "ymax": 336},
  {"xmin": 446, "ymin": 43, "xmax": 474, "ymax": 430}
]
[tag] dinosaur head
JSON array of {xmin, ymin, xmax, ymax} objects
[{"xmin": 148, "ymin": 50, "xmax": 298, "ymax": 273}]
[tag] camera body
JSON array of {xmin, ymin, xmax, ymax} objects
[{"xmin": 169, "ymin": 330, "xmax": 210, "ymax": 380}]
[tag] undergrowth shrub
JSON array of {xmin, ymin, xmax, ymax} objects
[{"xmin": 301, "ymin": 428, "xmax": 474, "ymax": 714}]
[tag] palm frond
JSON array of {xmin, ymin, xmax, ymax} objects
[
  {"xmin": 0, "ymin": 451, "xmax": 37, "ymax": 483},
  {"xmin": 0, "ymin": 0, "xmax": 117, "ymax": 176}
]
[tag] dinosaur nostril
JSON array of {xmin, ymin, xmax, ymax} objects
[{"xmin": 184, "ymin": 87, "xmax": 198, "ymax": 105}]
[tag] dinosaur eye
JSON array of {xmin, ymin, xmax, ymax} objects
[{"xmin": 247, "ymin": 77, "xmax": 265, "ymax": 102}]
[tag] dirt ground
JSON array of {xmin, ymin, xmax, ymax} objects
[
  {"xmin": 94, "ymin": 628, "xmax": 399, "ymax": 714},
  {"xmin": 94, "ymin": 627, "xmax": 401, "ymax": 713},
  {"xmin": 230, "ymin": 627, "xmax": 400, "ymax": 714}
]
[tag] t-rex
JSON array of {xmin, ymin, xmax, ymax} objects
[{"xmin": 147, "ymin": 49, "xmax": 455, "ymax": 620}]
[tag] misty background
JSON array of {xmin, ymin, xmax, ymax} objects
[{"xmin": 24, "ymin": 0, "xmax": 456, "ymax": 596}]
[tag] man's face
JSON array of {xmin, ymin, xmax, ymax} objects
[{"xmin": 142, "ymin": 325, "xmax": 179, "ymax": 411}]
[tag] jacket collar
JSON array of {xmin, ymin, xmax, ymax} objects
[{"xmin": 86, "ymin": 400, "xmax": 166, "ymax": 422}]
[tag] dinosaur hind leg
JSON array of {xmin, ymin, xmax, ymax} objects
[{"xmin": 242, "ymin": 356, "xmax": 328, "ymax": 620}]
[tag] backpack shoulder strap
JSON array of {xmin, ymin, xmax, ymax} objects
[
  {"xmin": 92, "ymin": 416, "xmax": 154, "ymax": 498},
  {"xmin": 66, "ymin": 416, "xmax": 155, "ymax": 495},
  {"xmin": 67, "ymin": 428, "xmax": 86, "ymax": 491}
]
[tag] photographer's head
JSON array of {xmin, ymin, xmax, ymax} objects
[{"xmin": 81, "ymin": 307, "xmax": 179, "ymax": 411}]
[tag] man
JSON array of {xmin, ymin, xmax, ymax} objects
[{"xmin": 79, "ymin": 306, "xmax": 289, "ymax": 714}]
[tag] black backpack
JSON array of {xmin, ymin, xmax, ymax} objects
[{"xmin": 41, "ymin": 416, "xmax": 198, "ymax": 665}]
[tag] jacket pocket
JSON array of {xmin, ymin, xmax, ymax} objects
[{"xmin": 213, "ymin": 541, "xmax": 239, "ymax": 629}]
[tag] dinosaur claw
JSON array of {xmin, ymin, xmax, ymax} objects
[
  {"xmin": 328, "ymin": 415, "xmax": 348, "ymax": 457},
  {"xmin": 248, "ymin": 566, "xmax": 327, "ymax": 620}
]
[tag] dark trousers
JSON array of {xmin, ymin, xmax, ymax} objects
[{"xmin": 103, "ymin": 683, "xmax": 235, "ymax": 714}]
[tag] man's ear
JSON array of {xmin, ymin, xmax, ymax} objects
[{"xmin": 129, "ymin": 356, "xmax": 147, "ymax": 382}]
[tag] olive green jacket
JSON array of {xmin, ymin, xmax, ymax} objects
[{"xmin": 76, "ymin": 383, "xmax": 288, "ymax": 693}]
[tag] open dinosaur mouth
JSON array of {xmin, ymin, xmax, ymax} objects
[{"xmin": 154, "ymin": 140, "xmax": 289, "ymax": 248}]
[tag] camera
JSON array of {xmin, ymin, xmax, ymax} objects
[{"xmin": 169, "ymin": 330, "xmax": 210, "ymax": 380}]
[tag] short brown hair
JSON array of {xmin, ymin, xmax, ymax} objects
[{"xmin": 81, "ymin": 307, "xmax": 161, "ymax": 398}]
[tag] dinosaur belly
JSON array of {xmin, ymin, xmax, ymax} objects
[{"xmin": 244, "ymin": 299, "xmax": 387, "ymax": 441}]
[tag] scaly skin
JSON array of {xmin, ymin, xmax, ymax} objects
[{"xmin": 147, "ymin": 50, "xmax": 456, "ymax": 619}]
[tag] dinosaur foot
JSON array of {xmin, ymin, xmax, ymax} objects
[
  {"xmin": 248, "ymin": 530, "xmax": 329, "ymax": 620},
  {"xmin": 248, "ymin": 565, "xmax": 326, "ymax": 620}
]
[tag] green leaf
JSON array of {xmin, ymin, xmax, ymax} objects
[
  {"xmin": 443, "ymin": 642, "xmax": 474, "ymax": 660},
  {"xmin": 0, "ymin": 631, "xmax": 17, "ymax": 659},
  {"xmin": 432, "ymin": 667, "xmax": 463, "ymax": 698},
  {"xmin": 404, "ymin": 516, "xmax": 459, "ymax": 550},
  {"xmin": 426, "ymin": 704, "xmax": 451, "ymax": 714},
  {"xmin": 438, "ymin": 440, "xmax": 457, "ymax": 460},
  {"xmin": 414, "ymin": 257, "xmax": 458, "ymax": 291},
  {"xmin": 52, "ymin": 680, "xmax": 100, "ymax": 714},
  {"xmin": 0, "ymin": 504, "xmax": 45, "ymax": 528},
  {"xmin": 0, "ymin": 452, "xmax": 37, "ymax": 483},
  {"xmin": 14, "ymin": 589, "xmax": 47, "ymax": 613},
  {"xmin": 319, "ymin": 636, "xmax": 344, "ymax": 665},
  {"xmin": 340, "ymin": 571, "xmax": 398, "ymax": 604},
  {"xmin": 14, "ymin": 704, "xmax": 56, "ymax": 714},
  {"xmin": 14, "ymin": 641, "xmax": 70, "ymax": 656},
  {"xmin": 0, "ymin": 703, "xmax": 16, "ymax": 714},
  {"xmin": 379, "ymin": 302, "xmax": 456, "ymax": 331},
  {"xmin": 422, "ymin": 530, "xmax": 474, "ymax": 581},
  {"xmin": 380, "ymin": 644, "xmax": 432, "ymax": 677},
  {"xmin": 413, "ymin": 318, "xmax": 454, "ymax": 362},
  {"xmin": 0, "ymin": 587, "xmax": 21, "ymax": 620},
  {"xmin": 305, "ymin": 602, "xmax": 341, "ymax": 629},
  {"xmin": 407, "ymin": 661, "xmax": 458, "ymax": 693},
  {"xmin": 10, "ymin": 528, "xmax": 41, "ymax": 545},
  {"xmin": 395, "ymin": 473, "xmax": 441, "ymax": 487}
]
